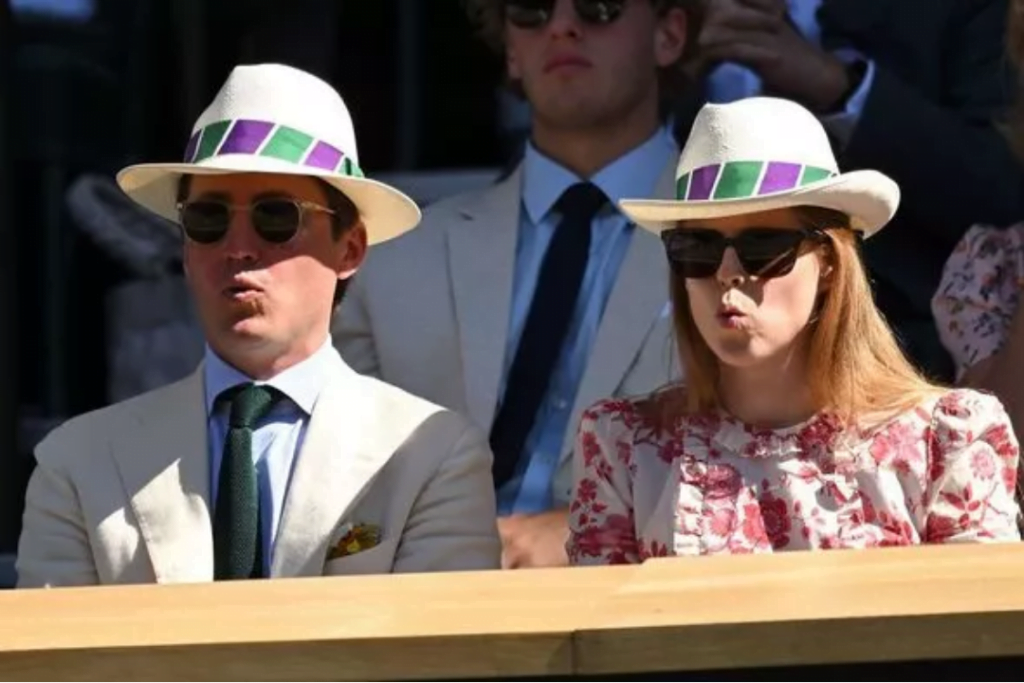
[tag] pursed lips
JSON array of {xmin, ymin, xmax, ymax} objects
[
  {"xmin": 543, "ymin": 52, "xmax": 592, "ymax": 73},
  {"xmin": 223, "ymin": 275, "xmax": 265, "ymax": 299}
]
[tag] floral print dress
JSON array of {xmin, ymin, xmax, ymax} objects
[
  {"xmin": 567, "ymin": 388, "xmax": 1021, "ymax": 564},
  {"xmin": 932, "ymin": 222, "xmax": 1024, "ymax": 380}
]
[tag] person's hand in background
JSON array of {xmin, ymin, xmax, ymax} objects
[{"xmin": 695, "ymin": 0, "xmax": 854, "ymax": 113}]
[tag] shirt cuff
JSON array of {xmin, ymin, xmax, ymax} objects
[{"xmin": 820, "ymin": 54, "xmax": 876, "ymax": 149}]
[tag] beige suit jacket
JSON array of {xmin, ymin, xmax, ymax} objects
[
  {"xmin": 16, "ymin": 352, "xmax": 502, "ymax": 588},
  {"xmin": 334, "ymin": 160, "xmax": 682, "ymax": 506}
]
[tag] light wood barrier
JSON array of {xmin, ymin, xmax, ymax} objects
[{"xmin": 2, "ymin": 542, "xmax": 1024, "ymax": 680}]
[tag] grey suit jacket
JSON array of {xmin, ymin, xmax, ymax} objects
[{"xmin": 334, "ymin": 160, "xmax": 683, "ymax": 506}]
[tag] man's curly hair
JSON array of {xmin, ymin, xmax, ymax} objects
[{"xmin": 463, "ymin": 0, "xmax": 705, "ymax": 99}]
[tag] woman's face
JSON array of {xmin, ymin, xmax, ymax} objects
[{"xmin": 667, "ymin": 207, "xmax": 828, "ymax": 370}]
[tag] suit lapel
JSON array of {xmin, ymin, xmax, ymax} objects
[
  {"xmin": 560, "ymin": 160, "xmax": 678, "ymax": 458},
  {"xmin": 110, "ymin": 367, "xmax": 213, "ymax": 583},
  {"xmin": 271, "ymin": 357, "xmax": 397, "ymax": 577},
  {"xmin": 442, "ymin": 154, "xmax": 679, "ymax": 459},
  {"xmin": 446, "ymin": 167, "xmax": 523, "ymax": 431}
]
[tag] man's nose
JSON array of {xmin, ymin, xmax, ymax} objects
[
  {"xmin": 220, "ymin": 208, "xmax": 261, "ymax": 262},
  {"xmin": 546, "ymin": 0, "xmax": 584, "ymax": 37}
]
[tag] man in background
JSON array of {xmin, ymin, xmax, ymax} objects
[{"xmin": 336, "ymin": 0, "xmax": 698, "ymax": 568}]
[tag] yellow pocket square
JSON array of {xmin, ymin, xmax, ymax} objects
[{"xmin": 327, "ymin": 522, "xmax": 382, "ymax": 560}]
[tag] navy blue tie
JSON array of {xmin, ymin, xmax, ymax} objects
[{"xmin": 489, "ymin": 182, "xmax": 609, "ymax": 488}]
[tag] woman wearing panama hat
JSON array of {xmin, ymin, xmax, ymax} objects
[{"xmin": 566, "ymin": 97, "xmax": 1021, "ymax": 563}]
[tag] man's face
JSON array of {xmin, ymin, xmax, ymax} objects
[
  {"xmin": 180, "ymin": 172, "xmax": 366, "ymax": 376},
  {"xmin": 503, "ymin": 0, "xmax": 688, "ymax": 129}
]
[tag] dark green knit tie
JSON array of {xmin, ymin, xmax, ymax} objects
[{"xmin": 213, "ymin": 383, "xmax": 280, "ymax": 580}]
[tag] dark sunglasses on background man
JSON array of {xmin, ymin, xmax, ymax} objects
[
  {"xmin": 661, "ymin": 227, "xmax": 832, "ymax": 280},
  {"xmin": 176, "ymin": 198, "xmax": 336, "ymax": 245},
  {"xmin": 504, "ymin": 0, "xmax": 625, "ymax": 28}
]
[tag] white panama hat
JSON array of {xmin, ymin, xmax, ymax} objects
[
  {"xmin": 116, "ymin": 63, "xmax": 421, "ymax": 245},
  {"xmin": 619, "ymin": 96, "xmax": 900, "ymax": 238}
]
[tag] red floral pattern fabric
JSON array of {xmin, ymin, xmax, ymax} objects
[{"xmin": 567, "ymin": 389, "xmax": 1021, "ymax": 564}]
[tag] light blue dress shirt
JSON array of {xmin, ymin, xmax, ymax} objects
[
  {"xmin": 203, "ymin": 335, "xmax": 336, "ymax": 573},
  {"xmin": 705, "ymin": 0, "xmax": 875, "ymax": 148},
  {"xmin": 495, "ymin": 128, "xmax": 677, "ymax": 515}
]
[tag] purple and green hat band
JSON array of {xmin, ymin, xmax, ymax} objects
[
  {"xmin": 676, "ymin": 161, "xmax": 837, "ymax": 201},
  {"xmin": 182, "ymin": 118, "xmax": 365, "ymax": 178}
]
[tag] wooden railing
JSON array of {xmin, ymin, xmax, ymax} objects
[{"xmin": 1, "ymin": 542, "xmax": 1024, "ymax": 680}]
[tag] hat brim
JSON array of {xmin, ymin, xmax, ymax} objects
[
  {"xmin": 115, "ymin": 154, "xmax": 421, "ymax": 245},
  {"xmin": 618, "ymin": 170, "xmax": 900, "ymax": 238}
]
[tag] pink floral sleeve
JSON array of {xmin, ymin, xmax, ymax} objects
[
  {"xmin": 924, "ymin": 389, "xmax": 1022, "ymax": 542},
  {"xmin": 566, "ymin": 400, "xmax": 640, "ymax": 565},
  {"xmin": 931, "ymin": 223, "xmax": 1024, "ymax": 380}
]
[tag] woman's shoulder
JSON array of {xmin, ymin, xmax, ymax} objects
[
  {"xmin": 579, "ymin": 395, "xmax": 651, "ymax": 435},
  {"xmin": 854, "ymin": 386, "xmax": 1011, "ymax": 440},
  {"xmin": 585, "ymin": 385, "xmax": 679, "ymax": 428},
  {"xmin": 894, "ymin": 387, "xmax": 1018, "ymax": 450},
  {"xmin": 580, "ymin": 385, "xmax": 696, "ymax": 439},
  {"xmin": 920, "ymin": 385, "xmax": 1006, "ymax": 416},
  {"xmin": 580, "ymin": 396, "xmax": 641, "ymax": 422}
]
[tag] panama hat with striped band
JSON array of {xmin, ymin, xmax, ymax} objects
[
  {"xmin": 116, "ymin": 63, "xmax": 420, "ymax": 245},
  {"xmin": 619, "ymin": 96, "xmax": 899, "ymax": 238}
]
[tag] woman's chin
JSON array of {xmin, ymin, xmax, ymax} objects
[{"xmin": 709, "ymin": 340, "xmax": 777, "ymax": 369}]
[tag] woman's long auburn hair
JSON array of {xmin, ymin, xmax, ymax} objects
[{"xmin": 661, "ymin": 206, "xmax": 944, "ymax": 428}]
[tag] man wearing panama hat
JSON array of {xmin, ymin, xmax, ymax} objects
[{"xmin": 16, "ymin": 63, "xmax": 502, "ymax": 588}]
